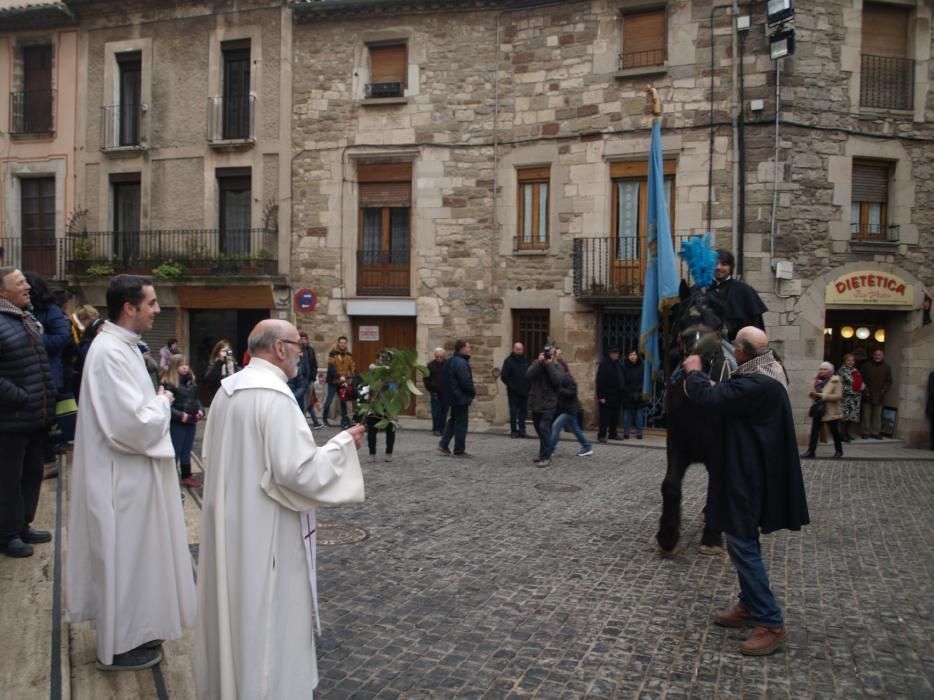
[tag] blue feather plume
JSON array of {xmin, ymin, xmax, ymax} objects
[{"xmin": 678, "ymin": 233, "xmax": 718, "ymax": 288}]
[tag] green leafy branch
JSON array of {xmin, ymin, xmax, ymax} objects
[{"xmin": 355, "ymin": 347, "xmax": 428, "ymax": 430}]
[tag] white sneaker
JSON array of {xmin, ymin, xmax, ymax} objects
[
  {"xmin": 576, "ymin": 448, "xmax": 594, "ymax": 457},
  {"xmin": 384, "ymin": 454, "xmax": 394, "ymax": 462}
]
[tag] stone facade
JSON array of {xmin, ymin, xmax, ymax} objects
[{"xmin": 291, "ymin": 0, "xmax": 934, "ymax": 447}]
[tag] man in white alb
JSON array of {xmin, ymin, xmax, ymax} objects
[
  {"xmin": 66, "ymin": 275, "xmax": 196, "ymax": 671},
  {"xmin": 194, "ymin": 319, "xmax": 366, "ymax": 699}
]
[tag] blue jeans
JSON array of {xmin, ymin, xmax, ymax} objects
[
  {"xmin": 622, "ymin": 407, "xmax": 644, "ymax": 437},
  {"xmin": 170, "ymin": 422, "xmax": 197, "ymax": 478},
  {"xmin": 440, "ymin": 403, "xmax": 469, "ymax": 454},
  {"xmin": 726, "ymin": 534, "xmax": 784, "ymax": 627},
  {"xmin": 547, "ymin": 412, "xmax": 591, "ymax": 454},
  {"xmin": 430, "ymin": 392, "xmax": 448, "ymax": 433},
  {"xmin": 531, "ymin": 410, "xmax": 555, "ymax": 460},
  {"xmin": 322, "ymin": 384, "xmax": 348, "ymax": 424},
  {"xmin": 507, "ymin": 390, "xmax": 528, "ymax": 436}
]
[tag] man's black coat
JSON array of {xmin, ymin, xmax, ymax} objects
[
  {"xmin": 685, "ymin": 371, "xmax": 809, "ymax": 538},
  {"xmin": 710, "ymin": 277, "xmax": 767, "ymax": 341},
  {"xmin": 595, "ymin": 357, "xmax": 622, "ymax": 402},
  {"xmin": 500, "ymin": 352, "xmax": 531, "ymax": 397}
]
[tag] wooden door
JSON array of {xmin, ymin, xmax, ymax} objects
[
  {"xmin": 20, "ymin": 177, "xmax": 56, "ymax": 277},
  {"xmin": 351, "ymin": 316, "xmax": 417, "ymax": 415}
]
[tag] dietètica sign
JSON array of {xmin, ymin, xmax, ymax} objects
[{"xmin": 825, "ymin": 270, "xmax": 914, "ymax": 306}]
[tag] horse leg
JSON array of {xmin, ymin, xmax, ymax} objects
[
  {"xmin": 657, "ymin": 446, "xmax": 687, "ymax": 554},
  {"xmin": 699, "ymin": 461, "xmax": 724, "ymax": 551}
]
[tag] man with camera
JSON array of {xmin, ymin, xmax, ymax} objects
[{"xmin": 526, "ymin": 345, "xmax": 565, "ymax": 468}]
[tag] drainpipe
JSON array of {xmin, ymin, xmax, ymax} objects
[{"xmin": 736, "ymin": 19, "xmax": 747, "ymax": 277}]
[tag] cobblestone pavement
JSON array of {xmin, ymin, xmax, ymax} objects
[{"xmin": 311, "ymin": 429, "xmax": 934, "ymax": 699}]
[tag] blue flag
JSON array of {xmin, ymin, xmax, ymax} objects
[{"xmin": 639, "ymin": 119, "xmax": 680, "ymax": 395}]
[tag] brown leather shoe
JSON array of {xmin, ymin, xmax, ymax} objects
[
  {"xmin": 712, "ymin": 603, "xmax": 755, "ymax": 628},
  {"xmin": 740, "ymin": 626, "xmax": 787, "ymax": 656}
]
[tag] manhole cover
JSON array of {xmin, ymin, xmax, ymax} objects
[
  {"xmin": 317, "ymin": 522, "xmax": 369, "ymax": 545},
  {"xmin": 534, "ymin": 483, "xmax": 581, "ymax": 493}
]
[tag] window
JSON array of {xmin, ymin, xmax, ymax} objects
[
  {"xmin": 112, "ymin": 174, "xmax": 141, "ymax": 260},
  {"xmin": 12, "ymin": 45, "xmax": 53, "ymax": 134},
  {"xmin": 357, "ymin": 162, "xmax": 411, "ymax": 295},
  {"xmin": 218, "ymin": 169, "xmax": 252, "ymax": 255},
  {"xmin": 117, "ymin": 52, "xmax": 142, "ymax": 146},
  {"xmin": 620, "ymin": 8, "xmax": 666, "ymax": 70},
  {"xmin": 512, "ymin": 309, "xmax": 550, "ymax": 358},
  {"xmin": 20, "ymin": 177, "xmax": 56, "ymax": 276},
  {"xmin": 222, "ymin": 40, "xmax": 251, "ymax": 139},
  {"xmin": 517, "ymin": 167, "xmax": 550, "ymax": 250},
  {"xmin": 861, "ymin": 4, "xmax": 913, "ymax": 110},
  {"xmin": 610, "ymin": 160, "xmax": 675, "ymax": 293},
  {"xmin": 851, "ymin": 160, "xmax": 892, "ymax": 240},
  {"xmin": 367, "ymin": 43, "xmax": 406, "ymax": 98}
]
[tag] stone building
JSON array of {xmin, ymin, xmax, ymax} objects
[
  {"xmin": 289, "ymin": 0, "xmax": 934, "ymax": 446},
  {"xmin": 62, "ymin": 0, "xmax": 294, "ymax": 381},
  {"xmin": 0, "ymin": 0, "xmax": 79, "ymax": 283}
]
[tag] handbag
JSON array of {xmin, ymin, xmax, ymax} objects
[{"xmin": 808, "ymin": 400, "xmax": 826, "ymax": 420}]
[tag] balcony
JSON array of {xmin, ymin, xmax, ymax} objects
[
  {"xmin": 9, "ymin": 89, "xmax": 54, "ymax": 134},
  {"xmin": 573, "ymin": 235, "xmax": 690, "ymax": 301},
  {"xmin": 357, "ymin": 250, "xmax": 410, "ymax": 296},
  {"xmin": 101, "ymin": 103, "xmax": 145, "ymax": 150},
  {"xmin": 63, "ymin": 229, "xmax": 278, "ymax": 278},
  {"xmin": 365, "ymin": 82, "xmax": 404, "ymax": 99},
  {"xmin": 619, "ymin": 48, "xmax": 667, "ymax": 71},
  {"xmin": 860, "ymin": 54, "xmax": 914, "ymax": 110},
  {"xmin": 851, "ymin": 223, "xmax": 900, "ymax": 242},
  {"xmin": 207, "ymin": 94, "xmax": 255, "ymax": 145},
  {"xmin": 0, "ymin": 236, "xmax": 57, "ymax": 278}
]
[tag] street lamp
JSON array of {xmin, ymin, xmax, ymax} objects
[
  {"xmin": 769, "ymin": 28, "xmax": 796, "ymax": 59},
  {"xmin": 767, "ymin": 0, "xmax": 794, "ymax": 26}
]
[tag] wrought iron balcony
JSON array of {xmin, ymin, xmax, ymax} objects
[
  {"xmin": 207, "ymin": 94, "xmax": 255, "ymax": 143},
  {"xmin": 101, "ymin": 103, "xmax": 145, "ymax": 149},
  {"xmin": 365, "ymin": 82, "xmax": 404, "ymax": 99},
  {"xmin": 861, "ymin": 54, "xmax": 914, "ymax": 110},
  {"xmin": 851, "ymin": 224, "xmax": 900, "ymax": 243},
  {"xmin": 573, "ymin": 235, "xmax": 691, "ymax": 299},
  {"xmin": 357, "ymin": 249, "xmax": 410, "ymax": 296},
  {"xmin": 9, "ymin": 89, "xmax": 54, "ymax": 134},
  {"xmin": 63, "ymin": 228, "xmax": 277, "ymax": 277}
]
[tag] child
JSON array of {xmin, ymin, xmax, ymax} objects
[{"xmin": 162, "ymin": 354, "xmax": 205, "ymax": 487}]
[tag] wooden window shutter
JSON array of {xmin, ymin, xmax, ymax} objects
[
  {"xmin": 517, "ymin": 166, "xmax": 550, "ymax": 182},
  {"xmin": 610, "ymin": 159, "xmax": 676, "ymax": 178},
  {"xmin": 852, "ymin": 161, "xmax": 890, "ymax": 203},
  {"xmin": 370, "ymin": 44, "xmax": 407, "ymax": 86},
  {"xmin": 622, "ymin": 9, "xmax": 666, "ymax": 66},
  {"xmin": 861, "ymin": 4, "xmax": 908, "ymax": 58},
  {"xmin": 359, "ymin": 162, "xmax": 412, "ymax": 207}
]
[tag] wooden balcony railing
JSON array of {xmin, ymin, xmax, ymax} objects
[
  {"xmin": 619, "ymin": 48, "xmax": 666, "ymax": 70},
  {"xmin": 357, "ymin": 250, "xmax": 410, "ymax": 296},
  {"xmin": 573, "ymin": 235, "xmax": 691, "ymax": 298}
]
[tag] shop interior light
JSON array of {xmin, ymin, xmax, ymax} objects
[
  {"xmin": 840, "ymin": 326, "xmax": 855, "ymax": 339},
  {"xmin": 823, "ymin": 327, "xmax": 833, "ymax": 336},
  {"xmin": 767, "ymin": 0, "xmax": 794, "ymax": 25},
  {"xmin": 769, "ymin": 28, "xmax": 796, "ymax": 59},
  {"xmin": 874, "ymin": 328, "xmax": 886, "ymax": 343},
  {"xmin": 856, "ymin": 327, "xmax": 871, "ymax": 340}
]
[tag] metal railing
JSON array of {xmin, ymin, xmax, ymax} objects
[
  {"xmin": 9, "ymin": 89, "xmax": 55, "ymax": 134},
  {"xmin": 62, "ymin": 228, "xmax": 277, "ymax": 276},
  {"xmin": 851, "ymin": 224, "xmax": 900, "ymax": 242},
  {"xmin": 860, "ymin": 54, "xmax": 914, "ymax": 110},
  {"xmin": 101, "ymin": 103, "xmax": 144, "ymax": 149},
  {"xmin": 356, "ymin": 249, "xmax": 410, "ymax": 296},
  {"xmin": 207, "ymin": 94, "xmax": 255, "ymax": 142},
  {"xmin": 619, "ymin": 48, "xmax": 666, "ymax": 70},
  {"xmin": 573, "ymin": 235, "xmax": 691, "ymax": 298},
  {"xmin": 365, "ymin": 82, "xmax": 404, "ymax": 98},
  {"xmin": 0, "ymin": 236, "xmax": 58, "ymax": 278}
]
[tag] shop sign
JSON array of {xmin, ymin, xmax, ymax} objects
[
  {"xmin": 825, "ymin": 270, "xmax": 913, "ymax": 306},
  {"xmin": 359, "ymin": 325, "xmax": 380, "ymax": 342}
]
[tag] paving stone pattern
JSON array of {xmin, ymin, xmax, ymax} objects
[{"xmin": 308, "ymin": 430, "xmax": 933, "ymax": 699}]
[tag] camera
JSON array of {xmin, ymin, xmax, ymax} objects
[{"xmin": 542, "ymin": 345, "xmax": 554, "ymax": 359}]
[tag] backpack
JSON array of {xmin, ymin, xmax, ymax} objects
[{"xmin": 851, "ymin": 369, "xmax": 863, "ymax": 393}]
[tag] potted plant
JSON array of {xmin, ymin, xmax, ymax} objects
[{"xmin": 152, "ymin": 260, "xmax": 185, "ymax": 279}]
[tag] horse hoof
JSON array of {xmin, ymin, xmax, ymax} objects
[
  {"xmin": 699, "ymin": 544, "xmax": 725, "ymax": 556},
  {"xmin": 657, "ymin": 544, "xmax": 681, "ymax": 559}
]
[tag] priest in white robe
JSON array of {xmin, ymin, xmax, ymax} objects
[
  {"xmin": 194, "ymin": 319, "xmax": 366, "ymax": 700},
  {"xmin": 66, "ymin": 275, "xmax": 196, "ymax": 670}
]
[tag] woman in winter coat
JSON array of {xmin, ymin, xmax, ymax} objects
[
  {"xmin": 161, "ymin": 354, "xmax": 204, "ymax": 487},
  {"xmin": 203, "ymin": 339, "xmax": 239, "ymax": 404},
  {"xmin": 836, "ymin": 353, "xmax": 863, "ymax": 442},
  {"xmin": 802, "ymin": 361, "xmax": 843, "ymax": 459},
  {"xmin": 620, "ymin": 350, "xmax": 647, "ymax": 439}
]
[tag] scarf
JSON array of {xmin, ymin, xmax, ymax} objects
[
  {"xmin": 813, "ymin": 373, "xmax": 831, "ymax": 394},
  {"xmin": 734, "ymin": 349, "xmax": 789, "ymax": 392},
  {"xmin": 0, "ymin": 297, "xmax": 44, "ymax": 342}
]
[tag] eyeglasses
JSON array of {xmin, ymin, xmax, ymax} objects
[{"xmin": 277, "ymin": 338, "xmax": 303, "ymax": 347}]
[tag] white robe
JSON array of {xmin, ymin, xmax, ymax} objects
[
  {"xmin": 194, "ymin": 357, "xmax": 365, "ymax": 700},
  {"xmin": 65, "ymin": 321, "xmax": 197, "ymax": 664}
]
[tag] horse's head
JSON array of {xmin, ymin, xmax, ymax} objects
[{"xmin": 670, "ymin": 280, "xmax": 726, "ymax": 363}]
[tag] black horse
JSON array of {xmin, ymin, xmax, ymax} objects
[{"xmin": 656, "ymin": 281, "xmax": 730, "ymax": 556}]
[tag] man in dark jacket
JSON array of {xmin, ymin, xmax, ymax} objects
[
  {"xmin": 500, "ymin": 341, "xmax": 531, "ymax": 438},
  {"xmin": 595, "ymin": 347, "xmax": 623, "ymax": 442},
  {"xmin": 0, "ymin": 267, "xmax": 56, "ymax": 558},
  {"xmin": 438, "ymin": 340, "xmax": 475, "ymax": 457},
  {"xmin": 423, "ymin": 347, "xmax": 447, "ymax": 436},
  {"xmin": 683, "ymin": 326, "xmax": 809, "ymax": 656},
  {"xmin": 526, "ymin": 345, "xmax": 565, "ymax": 467},
  {"xmin": 288, "ymin": 331, "xmax": 318, "ymax": 423},
  {"xmin": 859, "ymin": 349, "xmax": 892, "ymax": 439},
  {"xmin": 710, "ymin": 250, "xmax": 767, "ymax": 342}
]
